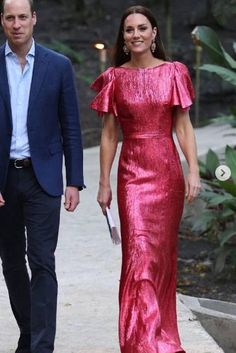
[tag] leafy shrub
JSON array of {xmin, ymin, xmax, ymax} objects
[
  {"xmin": 193, "ymin": 146, "xmax": 236, "ymax": 273},
  {"xmin": 192, "ymin": 25, "xmax": 236, "ymax": 128}
]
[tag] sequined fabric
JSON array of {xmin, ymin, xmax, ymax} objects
[{"xmin": 91, "ymin": 62, "xmax": 194, "ymax": 353}]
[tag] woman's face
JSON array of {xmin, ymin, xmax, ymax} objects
[{"xmin": 123, "ymin": 13, "xmax": 157, "ymax": 55}]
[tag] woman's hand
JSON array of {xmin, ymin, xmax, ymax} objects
[
  {"xmin": 97, "ymin": 183, "xmax": 112, "ymax": 214},
  {"xmin": 185, "ymin": 170, "xmax": 201, "ymax": 203}
]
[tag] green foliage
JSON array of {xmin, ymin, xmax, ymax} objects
[
  {"xmin": 192, "ymin": 26, "xmax": 236, "ymax": 128},
  {"xmin": 234, "ymin": 42, "xmax": 236, "ymax": 54},
  {"xmin": 211, "ymin": 109, "xmax": 236, "ymax": 128},
  {"xmin": 210, "ymin": 0, "xmax": 236, "ymax": 31},
  {"xmin": 47, "ymin": 40, "xmax": 84, "ymax": 65},
  {"xmin": 190, "ymin": 23, "xmax": 236, "ymax": 277},
  {"xmin": 193, "ymin": 146, "xmax": 236, "ymax": 273},
  {"xmin": 45, "ymin": 40, "xmax": 93, "ymax": 84},
  {"xmin": 206, "ymin": 149, "xmax": 220, "ymax": 176},
  {"xmin": 200, "ymin": 64, "xmax": 236, "ymax": 86},
  {"xmin": 192, "ymin": 26, "xmax": 236, "ymax": 68},
  {"xmin": 226, "ymin": 145, "xmax": 236, "ymax": 183},
  {"xmin": 192, "ymin": 26, "xmax": 236, "ymax": 86}
]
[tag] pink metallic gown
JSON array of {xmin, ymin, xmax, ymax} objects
[{"xmin": 91, "ymin": 61, "xmax": 194, "ymax": 353}]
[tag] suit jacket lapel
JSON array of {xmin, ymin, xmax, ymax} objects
[
  {"xmin": 0, "ymin": 45, "xmax": 11, "ymax": 115},
  {"xmin": 28, "ymin": 44, "xmax": 49, "ymax": 116}
]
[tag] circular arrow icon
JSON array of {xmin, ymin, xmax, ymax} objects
[{"xmin": 215, "ymin": 165, "xmax": 231, "ymax": 181}]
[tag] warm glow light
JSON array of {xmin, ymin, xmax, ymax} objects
[{"xmin": 94, "ymin": 43, "xmax": 105, "ymax": 50}]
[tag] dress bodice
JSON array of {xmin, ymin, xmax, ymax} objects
[{"xmin": 90, "ymin": 61, "xmax": 194, "ymax": 138}]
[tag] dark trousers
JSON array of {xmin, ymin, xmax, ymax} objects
[{"xmin": 0, "ymin": 165, "xmax": 61, "ymax": 353}]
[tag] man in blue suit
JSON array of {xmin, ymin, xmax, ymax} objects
[{"xmin": 0, "ymin": 0, "xmax": 84, "ymax": 352}]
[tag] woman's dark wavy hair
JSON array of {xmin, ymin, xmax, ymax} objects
[{"xmin": 113, "ymin": 5, "xmax": 167, "ymax": 67}]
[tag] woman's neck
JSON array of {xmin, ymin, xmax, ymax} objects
[{"xmin": 128, "ymin": 53, "xmax": 162, "ymax": 68}]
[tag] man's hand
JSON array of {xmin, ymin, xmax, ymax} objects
[
  {"xmin": 64, "ymin": 186, "xmax": 80, "ymax": 212},
  {"xmin": 0, "ymin": 193, "xmax": 5, "ymax": 207}
]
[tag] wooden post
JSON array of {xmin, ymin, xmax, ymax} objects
[{"xmin": 192, "ymin": 28, "xmax": 202, "ymax": 127}]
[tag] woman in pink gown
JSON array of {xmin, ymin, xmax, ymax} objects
[{"xmin": 91, "ymin": 5, "xmax": 201, "ymax": 353}]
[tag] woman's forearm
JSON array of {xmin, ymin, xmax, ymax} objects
[
  {"xmin": 177, "ymin": 123, "xmax": 199, "ymax": 173},
  {"xmin": 175, "ymin": 108, "xmax": 201, "ymax": 202},
  {"xmin": 99, "ymin": 114, "xmax": 119, "ymax": 187},
  {"xmin": 175, "ymin": 109, "xmax": 199, "ymax": 173}
]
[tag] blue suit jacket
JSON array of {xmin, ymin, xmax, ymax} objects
[{"xmin": 0, "ymin": 43, "xmax": 84, "ymax": 196}]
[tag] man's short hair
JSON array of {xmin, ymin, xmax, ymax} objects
[{"xmin": 1, "ymin": 0, "xmax": 34, "ymax": 14}]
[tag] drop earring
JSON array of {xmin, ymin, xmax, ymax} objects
[
  {"xmin": 123, "ymin": 44, "xmax": 129, "ymax": 55},
  {"xmin": 151, "ymin": 40, "xmax": 156, "ymax": 53}
]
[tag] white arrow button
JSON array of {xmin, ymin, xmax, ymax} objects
[{"xmin": 215, "ymin": 165, "xmax": 231, "ymax": 181}]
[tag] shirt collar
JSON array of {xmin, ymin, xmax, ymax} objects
[{"xmin": 5, "ymin": 39, "xmax": 35, "ymax": 57}]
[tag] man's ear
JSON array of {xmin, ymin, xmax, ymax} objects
[{"xmin": 32, "ymin": 11, "xmax": 37, "ymax": 26}]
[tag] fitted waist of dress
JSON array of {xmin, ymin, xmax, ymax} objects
[{"xmin": 123, "ymin": 132, "xmax": 172, "ymax": 140}]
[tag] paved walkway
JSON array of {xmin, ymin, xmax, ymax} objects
[{"xmin": 1, "ymin": 123, "xmax": 235, "ymax": 353}]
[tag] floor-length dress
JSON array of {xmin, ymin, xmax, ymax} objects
[{"xmin": 91, "ymin": 61, "xmax": 194, "ymax": 353}]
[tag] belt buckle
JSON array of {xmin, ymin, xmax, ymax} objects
[{"xmin": 14, "ymin": 159, "xmax": 23, "ymax": 169}]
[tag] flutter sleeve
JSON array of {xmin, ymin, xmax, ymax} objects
[
  {"xmin": 90, "ymin": 67, "xmax": 117, "ymax": 117},
  {"xmin": 171, "ymin": 61, "xmax": 195, "ymax": 110}
]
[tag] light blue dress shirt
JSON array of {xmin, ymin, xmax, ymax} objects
[{"xmin": 5, "ymin": 40, "xmax": 35, "ymax": 159}]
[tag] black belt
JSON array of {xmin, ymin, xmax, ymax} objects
[{"xmin": 9, "ymin": 158, "xmax": 32, "ymax": 168}]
